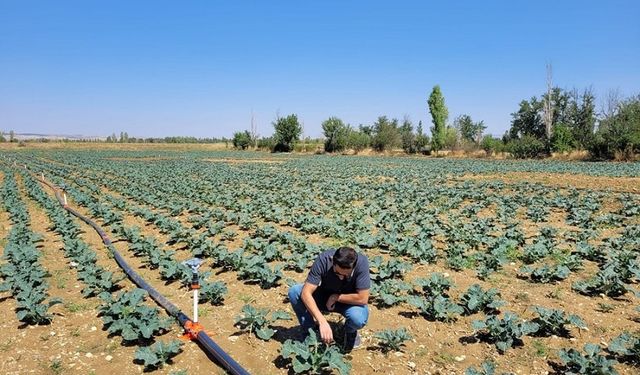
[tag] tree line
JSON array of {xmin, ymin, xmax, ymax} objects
[
  {"xmin": 232, "ymin": 85, "xmax": 639, "ymax": 160},
  {"xmin": 3, "ymin": 84, "xmax": 637, "ymax": 160}
]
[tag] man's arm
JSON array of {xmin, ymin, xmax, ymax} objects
[
  {"xmin": 327, "ymin": 289, "xmax": 369, "ymax": 310},
  {"xmin": 337, "ymin": 289, "xmax": 369, "ymax": 305},
  {"xmin": 300, "ymin": 282, "xmax": 334, "ymax": 344}
]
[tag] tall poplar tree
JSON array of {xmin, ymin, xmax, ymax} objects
[{"xmin": 428, "ymin": 85, "xmax": 448, "ymax": 152}]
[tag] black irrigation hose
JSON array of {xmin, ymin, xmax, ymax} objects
[{"xmin": 36, "ymin": 174, "xmax": 250, "ymax": 375}]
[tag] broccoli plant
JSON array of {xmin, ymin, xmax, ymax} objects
[
  {"xmin": 408, "ymin": 294, "xmax": 464, "ymax": 322},
  {"xmin": 198, "ymin": 280, "xmax": 227, "ymax": 305},
  {"xmin": 79, "ymin": 268, "xmax": 123, "ymax": 297},
  {"xmin": 609, "ymin": 251, "xmax": 640, "ymax": 282},
  {"xmin": 395, "ymin": 236, "xmax": 437, "ymax": 264},
  {"xmin": 413, "ymin": 273, "xmax": 454, "ymax": 297},
  {"xmin": 280, "ymin": 329, "xmax": 351, "ymax": 374},
  {"xmin": 521, "ymin": 241, "xmax": 552, "ymax": 264},
  {"xmin": 574, "ymin": 242, "xmax": 607, "ymax": 264},
  {"xmin": 472, "ymin": 312, "xmax": 539, "ymax": 353},
  {"xmin": 530, "ymin": 306, "xmax": 586, "ymax": 337},
  {"xmin": 98, "ymin": 289, "xmax": 172, "ymax": 343},
  {"xmin": 369, "ymin": 256, "xmax": 412, "ymax": 282},
  {"xmin": 408, "ymin": 273, "xmax": 462, "ymax": 322},
  {"xmin": 234, "ymin": 304, "xmax": 291, "ymax": 340},
  {"xmin": 465, "ymin": 360, "xmax": 514, "ymax": 375},
  {"xmin": 134, "ymin": 340, "xmax": 184, "ymax": 370},
  {"xmin": 370, "ymin": 279, "xmax": 411, "ymax": 308},
  {"xmin": 474, "ymin": 239, "xmax": 515, "ymax": 279},
  {"xmin": 557, "ymin": 344, "xmax": 619, "ymax": 375},
  {"xmin": 237, "ymin": 255, "xmax": 283, "ymax": 289},
  {"xmin": 572, "ymin": 264, "xmax": 629, "ymax": 297},
  {"xmin": 15, "ymin": 287, "xmax": 63, "ymax": 325},
  {"xmin": 519, "ymin": 264, "xmax": 571, "ymax": 283},
  {"xmin": 374, "ymin": 327, "xmax": 412, "ymax": 353},
  {"xmin": 608, "ymin": 332, "xmax": 640, "ymax": 361},
  {"xmin": 459, "ymin": 284, "xmax": 505, "ymax": 315}
]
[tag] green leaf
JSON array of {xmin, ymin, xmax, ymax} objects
[{"xmin": 255, "ymin": 327, "xmax": 275, "ymax": 340}]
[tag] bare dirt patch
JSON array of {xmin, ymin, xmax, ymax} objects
[
  {"xmin": 203, "ymin": 158, "xmax": 286, "ymax": 164},
  {"xmin": 461, "ymin": 172, "xmax": 640, "ymax": 193}
]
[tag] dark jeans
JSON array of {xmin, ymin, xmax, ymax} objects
[{"xmin": 288, "ymin": 284, "xmax": 369, "ymax": 334}]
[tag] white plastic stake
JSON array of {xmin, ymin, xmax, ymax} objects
[
  {"xmin": 41, "ymin": 172, "xmax": 45, "ymax": 181},
  {"xmin": 63, "ymin": 193, "xmax": 67, "ymax": 206},
  {"xmin": 193, "ymin": 289, "xmax": 199, "ymax": 322}
]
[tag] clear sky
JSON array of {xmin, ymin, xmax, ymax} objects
[{"xmin": 1, "ymin": 1, "xmax": 638, "ymax": 139}]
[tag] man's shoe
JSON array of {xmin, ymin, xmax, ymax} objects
[{"xmin": 342, "ymin": 330, "xmax": 361, "ymax": 352}]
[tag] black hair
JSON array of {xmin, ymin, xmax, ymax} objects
[{"xmin": 333, "ymin": 247, "xmax": 357, "ymax": 269}]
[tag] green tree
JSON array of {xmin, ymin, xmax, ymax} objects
[
  {"xmin": 481, "ymin": 135, "xmax": 504, "ymax": 155},
  {"xmin": 399, "ymin": 117, "xmax": 416, "ymax": 153},
  {"xmin": 346, "ymin": 129, "xmax": 370, "ymax": 154},
  {"xmin": 272, "ymin": 114, "xmax": 302, "ymax": 152},
  {"xmin": 589, "ymin": 95, "xmax": 640, "ymax": 159},
  {"xmin": 507, "ymin": 135, "xmax": 547, "ymax": 159},
  {"xmin": 9, "ymin": 130, "xmax": 16, "ymax": 142},
  {"xmin": 415, "ymin": 121, "xmax": 430, "ymax": 154},
  {"xmin": 454, "ymin": 114, "xmax": 486, "ymax": 144},
  {"xmin": 257, "ymin": 136, "xmax": 275, "ymax": 151},
  {"xmin": 371, "ymin": 116, "xmax": 400, "ymax": 152},
  {"xmin": 321, "ymin": 117, "xmax": 349, "ymax": 152},
  {"xmin": 359, "ymin": 124, "xmax": 374, "ymax": 137},
  {"xmin": 443, "ymin": 126, "xmax": 458, "ymax": 150},
  {"xmin": 545, "ymin": 87, "xmax": 572, "ymax": 129},
  {"xmin": 232, "ymin": 130, "xmax": 253, "ymax": 150},
  {"xmin": 428, "ymin": 85, "xmax": 448, "ymax": 152},
  {"xmin": 509, "ymin": 98, "xmax": 545, "ymax": 140},
  {"xmin": 0, "ymin": 130, "xmax": 5, "ymax": 142},
  {"xmin": 550, "ymin": 123, "xmax": 576, "ymax": 153},
  {"xmin": 571, "ymin": 88, "xmax": 596, "ymax": 149}
]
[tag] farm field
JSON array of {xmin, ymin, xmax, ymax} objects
[{"xmin": 0, "ymin": 148, "xmax": 639, "ymax": 375}]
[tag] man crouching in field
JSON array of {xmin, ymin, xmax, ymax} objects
[{"xmin": 288, "ymin": 246, "xmax": 370, "ymax": 352}]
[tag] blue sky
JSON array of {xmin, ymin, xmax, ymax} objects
[{"xmin": 1, "ymin": 1, "xmax": 638, "ymax": 139}]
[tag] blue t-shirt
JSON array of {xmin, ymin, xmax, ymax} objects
[{"xmin": 305, "ymin": 249, "xmax": 370, "ymax": 294}]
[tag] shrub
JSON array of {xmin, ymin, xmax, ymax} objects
[
  {"xmin": 551, "ymin": 123, "xmax": 576, "ymax": 153},
  {"xmin": 257, "ymin": 136, "xmax": 275, "ymax": 151},
  {"xmin": 346, "ymin": 130, "xmax": 370, "ymax": 153},
  {"xmin": 443, "ymin": 126, "xmax": 458, "ymax": 150},
  {"xmin": 232, "ymin": 130, "xmax": 252, "ymax": 150},
  {"xmin": 507, "ymin": 135, "xmax": 548, "ymax": 158},
  {"xmin": 371, "ymin": 116, "xmax": 401, "ymax": 152},
  {"xmin": 589, "ymin": 95, "xmax": 640, "ymax": 160},
  {"xmin": 322, "ymin": 117, "xmax": 349, "ymax": 153},
  {"xmin": 273, "ymin": 114, "xmax": 302, "ymax": 152},
  {"xmin": 481, "ymin": 135, "xmax": 504, "ymax": 155}
]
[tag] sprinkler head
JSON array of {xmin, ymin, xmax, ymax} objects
[{"xmin": 183, "ymin": 258, "xmax": 204, "ymax": 273}]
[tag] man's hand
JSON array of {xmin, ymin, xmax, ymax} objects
[
  {"xmin": 319, "ymin": 321, "xmax": 333, "ymax": 344},
  {"xmin": 326, "ymin": 294, "xmax": 340, "ymax": 311}
]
